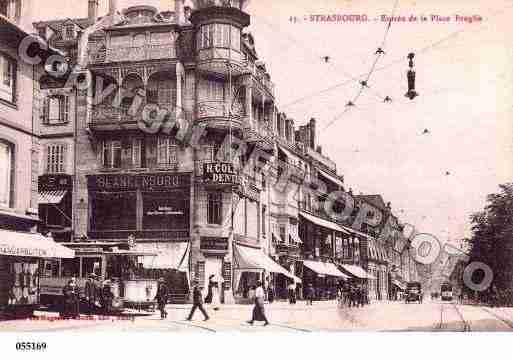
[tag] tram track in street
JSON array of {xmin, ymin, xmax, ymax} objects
[
  {"xmin": 451, "ymin": 303, "xmax": 471, "ymax": 332},
  {"xmin": 478, "ymin": 307, "xmax": 513, "ymax": 330},
  {"xmin": 436, "ymin": 302, "xmax": 470, "ymax": 331}
]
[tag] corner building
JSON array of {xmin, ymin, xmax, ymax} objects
[{"xmin": 50, "ymin": 0, "xmax": 287, "ymax": 304}]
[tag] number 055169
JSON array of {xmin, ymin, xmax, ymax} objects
[{"xmin": 16, "ymin": 342, "xmax": 47, "ymax": 351}]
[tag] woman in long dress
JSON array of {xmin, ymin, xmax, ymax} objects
[{"xmin": 247, "ymin": 281, "xmax": 269, "ymax": 326}]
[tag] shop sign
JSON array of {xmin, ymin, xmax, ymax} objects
[
  {"xmin": 200, "ymin": 237, "xmax": 229, "ymax": 252},
  {"xmin": 203, "ymin": 162, "xmax": 238, "ymax": 185},
  {"xmin": 88, "ymin": 173, "xmax": 190, "ymax": 191},
  {"xmin": 0, "ymin": 245, "xmax": 49, "ymax": 257},
  {"xmin": 38, "ymin": 174, "xmax": 72, "ymax": 191}
]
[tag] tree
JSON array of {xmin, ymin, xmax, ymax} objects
[{"xmin": 467, "ymin": 183, "xmax": 513, "ymax": 291}]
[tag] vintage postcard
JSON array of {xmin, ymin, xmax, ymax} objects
[{"xmin": 1, "ymin": 0, "xmax": 512, "ymax": 350}]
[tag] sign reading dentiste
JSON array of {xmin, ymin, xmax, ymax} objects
[{"xmin": 203, "ymin": 162, "xmax": 238, "ymax": 185}]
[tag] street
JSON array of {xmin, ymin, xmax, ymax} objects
[{"xmin": 2, "ymin": 299, "xmax": 513, "ymax": 332}]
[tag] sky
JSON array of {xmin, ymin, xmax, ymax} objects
[{"xmin": 34, "ymin": 0, "xmax": 513, "ymax": 245}]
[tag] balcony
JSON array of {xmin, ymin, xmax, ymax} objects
[
  {"xmin": 89, "ymin": 102, "xmax": 176, "ymax": 132},
  {"xmin": 90, "ymin": 44, "xmax": 176, "ymax": 64},
  {"xmin": 243, "ymin": 127, "xmax": 274, "ymax": 153},
  {"xmin": 277, "ymin": 161, "xmax": 306, "ymax": 184},
  {"xmin": 246, "ymin": 61, "xmax": 275, "ymax": 98},
  {"xmin": 196, "ymin": 100, "xmax": 244, "ymax": 131}
]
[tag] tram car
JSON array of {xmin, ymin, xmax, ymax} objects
[
  {"xmin": 40, "ymin": 242, "xmax": 158, "ymax": 313},
  {"xmin": 405, "ymin": 281, "xmax": 422, "ymax": 304},
  {"xmin": 441, "ymin": 282, "xmax": 453, "ymax": 301}
]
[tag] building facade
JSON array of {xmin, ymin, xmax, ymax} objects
[{"xmin": 31, "ymin": 0, "xmax": 417, "ymax": 305}]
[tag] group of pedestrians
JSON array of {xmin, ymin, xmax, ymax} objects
[
  {"xmin": 60, "ymin": 274, "xmax": 116, "ymax": 318},
  {"xmin": 338, "ymin": 284, "xmax": 369, "ymax": 308}
]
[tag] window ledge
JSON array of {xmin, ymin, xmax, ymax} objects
[
  {"xmin": 43, "ymin": 122, "xmax": 70, "ymax": 127},
  {"xmin": 0, "ymin": 98, "xmax": 18, "ymax": 110}
]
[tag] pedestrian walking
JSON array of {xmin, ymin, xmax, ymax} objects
[
  {"xmin": 187, "ymin": 283, "xmax": 209, "ymax": 321},
  {"xmin": 155, "ymin": 277, "xmax": 168, "ymax": 319},
  {"xmin": 288, "ymin": 280, "xmax": 297, "ymax": 304},
  {"xmin": 247, "ymin": 281, "xmax": 269, "ymax": 326},
  {"xmin": 84, "ymin": 273, "xmax": 100, "ymax": 314},
  {"xmin": 306, "ymin": 283, "xmax": 315, "ymax": 305},
  {"xmin": 268, "ymin": 283, "xmax": 275, "ymax": 303},
  {"xmin": 204, "ymin": 274, "xmax": 214, "ymax": 304},
  {"xmin": 100, "ymin": 279, "xmax": 114, "ymax": 315},
  {"xmin": 210, "ymin": 274, "xmax": 221, "ymax": 311},
  {"xmin": 61, "ymin": 278, "xmax": 79, "ymax": 319}
]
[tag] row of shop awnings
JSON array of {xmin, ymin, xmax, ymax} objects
[
  {"xmin": 233, "ymin": 244, "xmax": 302, "ymax": 283},
  {"xmin": 341, "ymin": 264, "xmax": 376, "ymax": 279},
  {"xmin": 303, "ymin": 260, "xmax": 349, "ymax": 279},
  {"xmin": 38, "ymin": 190, "xmax": 68, "ymax": 205},
  {"xmin": 299, "ymin": 212, "xmax": 350, "ymax": 234},
  {"xmin": 0, "ymin": 229, "xmax": 74, "ymax": 258}
]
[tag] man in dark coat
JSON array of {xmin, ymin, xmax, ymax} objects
[
  {"xmin": 62, "ymin": 278, "xmax": 79, "ymax": 319},
  {"xmin": 186, "ymin": 282, "xmax": 209, "ymax": 321},
  {"xmin": 155, "ymin": 277, "xmax": 168, "ymax": 319},
  {"xmin": 100, "ymin": 280, "xmax": 114, "ymax": 314},
  {"xmin": 84, "ymin": 273, "xmax": 100, "ymax": 314},
  {"xmin": 306, "ymin": 283, "xmax": 315, "ymax": 305}
]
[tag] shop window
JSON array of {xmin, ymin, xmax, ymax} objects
[
  {"xmin": 102, "ymin": 140, "xmax": 121, "ymax": 169},
  {"xmin": 42, "ymin": 95, "xmax": 69, "ymax": 124},
  {"xmin": 0, "ymin": 140, "xmax": 14, "ymax": 208},
  {"xmin": 157, "ymin": 136, "xmax": 178, "ymax": 166},
  {"xmin": 0, "ymin": 52, "xmax": 16, "ymax": 104},
  {"xmin": 91, "ymin": 192, "xmax": 137, "ymax": 231},
  {"xmin": 81, "ymin": 257, "xmax": 102, "ymax": 277},
  {"xmin": 42, "ymin": 260, "xmax": 59, "ymax": 277},
  {"xmin": 61, "ymin": 258, "xmax": 80, "ymax": 277},
  {"xmin": 142, "ymin": 192, "xmax": 189, "ymax": 230},
  {"xmin": 207, "ymin": 191, "xmax": 223, "ymax": 225},
  {"xmin": 5, "ymin": 260, "xmax": 40, "ymax": 306},
  {"xmin": 46, "ymin": 144, "xmax": 66, "ymax": 174}
]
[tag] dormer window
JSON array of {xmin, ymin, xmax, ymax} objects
[{"xmin": 64, "ymin": 24, "xmax": 75, "ymax": 40}]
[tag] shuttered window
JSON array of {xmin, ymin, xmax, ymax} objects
[{"xmin": 46, "ymin": 144, "xmax": 67, "ymax": 174}]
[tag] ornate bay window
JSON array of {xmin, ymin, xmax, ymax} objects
[{"xmin": 197, "ymin": 23, "xmax": 241, "ymax": 52}]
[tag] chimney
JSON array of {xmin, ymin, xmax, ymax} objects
[
  {"xmin": 88, "ymin": 0, "xmax": 99, "ymax": 22},
  {"xmin": 108, "ymin": 0, "xmax": 117, "ymax": 15},
  {"xmin": 309, "ymin": 118, "xmax": 316, "ymax": 150},
  {"xmin": 316, "ymin": 145, "xmax": 322, "ymax": 154},
  {"xmin": 175, "ymin": 0, "xmax": 185, "ymax": 24}
]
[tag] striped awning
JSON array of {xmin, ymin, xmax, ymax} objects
[{"xmin": 38, "ymin": 190, "xmax": 68, "ymax": 205}]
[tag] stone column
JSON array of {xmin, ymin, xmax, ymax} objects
[{"xmin": 245, "ymin": 83, "xmax": 252, "ymax": 130}]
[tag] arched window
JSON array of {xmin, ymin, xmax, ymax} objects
[{"xmin": 0, "ymin": 140, "xmax": 14, "ymax": 207}]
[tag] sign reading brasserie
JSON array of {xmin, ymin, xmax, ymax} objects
[
  {"xmin": 203, "ymin": 162, "xmax": 238, "ymax": 185},
  {"xmin": 200, "ymin": 237, "xmax": 229, "ymax": 252},
  {"xmin": 88, "ymin": 173, "xmax": 190, "ymax": 191}
]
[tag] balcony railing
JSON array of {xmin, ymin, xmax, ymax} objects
[
  {"xmin": 197, "ymin": 100, "xmax": 245, "ymax": 120},
  {"xmin": 277, "ymin": 161, "xmax": 306, "ymax": 184},
  {"xmin": 90, "ymin": 44, "xmax": 176, "ymax": 64},
  {"xmin": 91, "ymin": 102, "xmax": 175, "ymax": 124},
  {"xmin": 245, "ymin": 61, "xmax": 275, "ymax": 97}
]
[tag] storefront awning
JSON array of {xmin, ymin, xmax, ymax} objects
[
  {"xmin": 303, "ymin": 260, "xmax": 348, "ymax": 279},
  {"xmin": 0, "ymin": 230, "xmax": 74, "ymax": 258},
  {"xmin": 38, "ymin": 190, "xmax": 68, "ymax": 205},
  {"xmin": 137, "ymin": 242, "xmax": 189, "ymax": 272},
  {"xmin": 234, "ymin": 244, "xmax": 301, "ymax": 283},
  {"xmin": 299, "ymin": 212, "xmax": 350, "ymax": 234},
  {"xmin": 340, "ymin": 264, "xmax": 375, "ymax": 279}
]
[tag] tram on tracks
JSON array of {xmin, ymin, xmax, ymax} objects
[
  {"xmin": 441, "ymin": 282, "xmax": 453, "ymax": 301},
  {"xmin": 40, "ymin": 242, "xmax": 159, "ymax": 313}
]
